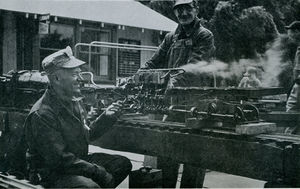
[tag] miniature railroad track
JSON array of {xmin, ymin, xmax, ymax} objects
[{"xmin": 116, "ymin": 117, "xmax": 300, "ymax": 146}]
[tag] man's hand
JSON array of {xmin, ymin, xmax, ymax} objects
[
  {"xmin": 167, "ymin": 76, "xmax": 177, "ymax": 88},
  {"xmin": 167, "ymin": 74, "xmax": 187, "ymax": 88},
  {"xmin": 101, "ymin": 172, "xmax": 115, "ymax": 188},
  {"xmin": 91, "ymin": 164, "xmax": 115, "ymax": 188},
  {"xmin": 104, "ymin": 100, "xmax": 123, "ymax": 118}
]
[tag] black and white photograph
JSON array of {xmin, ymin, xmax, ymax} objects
[{"xmin": 0, "ymin": 0, "xmax": 300, "ymax": 188}]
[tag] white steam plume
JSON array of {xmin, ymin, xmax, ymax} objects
[
  {"xmin": 259, "ymin": 44, "xmax": 284, "ymax": 87},
  {"xmin": 180, "ymin": 42, "xmax": 284, "ymax": 87}
]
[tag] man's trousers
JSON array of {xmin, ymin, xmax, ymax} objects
[{"xmin": 44, "ymin": 153, "xmax": 132, "ymax": 188}]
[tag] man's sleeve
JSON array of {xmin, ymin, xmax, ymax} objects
[
  {"xmin": 26, "ymin": 112, "xmax": 105, "ymax": 179},
  {"xmin": 144, "ymin": 32, "xmax": 173, "ymax": 69},
  {"xmin": 88, "ymin": 112, "xmax": 117, "ymax": 141},
  {"xmin": 294, "ymin": 46, "xmax": 300, "ymax": 78},
  {"xmin": 188, "ymin": 29, "xmax": 215, "ymax": 64},
  {"xmin": 286, "ymin": 84, "xmax": 300, "ymax": 112},
  {"xmin": 294, "ymin": 46, "xmax": 300, "ymax": 67}
]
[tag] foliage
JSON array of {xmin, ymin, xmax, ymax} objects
[
  {"xmin": 144, "ymin": 0, "xmax": 300, "ymax": 88},
  {"xmin": 146, "ymin": 0, "xmax": 290, "ymax": 61},
  {"xmin": 209, "ymin": 1, "xmax": 241, "ymax": 62},
  {"xmin": 209, "ymin": 3, "xmax": 279, "ymax": 61},
  {"xmin": 146, "ymin": 0, "xmax": 299, "ymax": 29},
  {"xmin": 149, "ymin": 0, "xmax": 177, "ymax": 22},
  {"xmin": 238, "ymin": 6, "xmax": 279, "ymax": 58},
  {"xmin": 274, "ymin": 33, "xmax": 300, "ymax": 89}
]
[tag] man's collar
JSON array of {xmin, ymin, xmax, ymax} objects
[{"xmin": 47, "ymin": 88, "xmax": 83, "ymax": 120}]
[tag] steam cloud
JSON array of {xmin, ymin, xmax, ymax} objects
[{"xmin": 180, "ymin": 41, "xmax": 284, "ymax": 87}]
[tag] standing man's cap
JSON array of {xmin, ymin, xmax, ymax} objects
[
  {"xmin": 42, "ymin": 46, "xmax": 86, "ymax": 73},
  {"xmin": 285, "ymin": 21, "xmax": 300, "ymax": 30},
  {"xmin": 173, "ymin": 0, "xmax": 194, "ymax": 9}
]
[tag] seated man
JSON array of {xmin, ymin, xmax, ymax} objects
[{"xmin": 24, "ymin": 46, "xmax": 132, "ymax": 188}]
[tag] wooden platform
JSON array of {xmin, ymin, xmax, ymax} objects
[{"xmin": 93, "ymin": 118, "xmax": 300, "ymax": 187}]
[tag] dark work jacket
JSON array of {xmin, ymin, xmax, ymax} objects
[
  {"xmin": 145, "ymin": 17, "xmax": 215, "ymax": 69},
  {"xmin": 286, "ymin": 83, "xmax": 300, "ymax": 112},
  {"xmin": 24, "ymin": 89, "xmax": 116, "ymax": 183},
  {"xmin": 293, "ymin": 46, "xmax": 300, "ymax": 80}
]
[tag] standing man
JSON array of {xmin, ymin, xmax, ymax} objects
[
  {"xmin": 286, "ymin": 81, "xmax": 300, "ymax": 113},
  {"xmin": 286, "ymin": 72, "xmax": 300, "ymax": 134},
  {"xmin": 286, "ymin": 21, "xmax": 300, "ymax": 113},
  {"xmin": 285, "ymin": 21, "xmax": 300, "ymax": 80},
  {"xmin": 142, "ymin": 0, "xmax": 215, "ymax": 187},
  {"xmin": 24, "ymin": 46, "xmax": 132, "ymax": 188},
  {"xmin": 143, "ymin": 0, "xmax": 215, "ymax": 87},
  {"xmin": 287, "ymin": 45, "xmax": 300, "ymax": 113}
]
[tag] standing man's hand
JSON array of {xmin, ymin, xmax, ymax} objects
[{"xmin": 167, "ymin": 73, "xmax": 188, "ymax": 88}]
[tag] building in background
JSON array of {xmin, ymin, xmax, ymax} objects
[{"xmin": 0, "ymin": 0, "xmax": 177, "ymax": 84}]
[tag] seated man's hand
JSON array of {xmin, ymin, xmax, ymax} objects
[
  {"xmin": 92, "ymin": 164, "xmax": 115, "ymax": 188},
  {"xmin": 103, "ymin": 172, "xmax": 115, "ymax": 188},
  {"xmin": 104, "ymin": 100, "xmax": 123, "ymax": 118},
  {"xmin": 98, "ymin": 171, "xmax": 115, "ymax": 188}
]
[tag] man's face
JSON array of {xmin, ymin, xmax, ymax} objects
[
  {"xmin": 55, "ymin": 67, "xmax": 82, "ymax": 98},
  {"xmin": 173, "ymin": 4, "xmax": 197, "ymax": 26}
]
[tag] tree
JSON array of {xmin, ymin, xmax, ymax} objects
[{"xmin": 143, "ymin": 0, "xmax": 299, "ymax": 87}]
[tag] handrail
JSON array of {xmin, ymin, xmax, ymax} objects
[
  {"xmin": 74, "ymin": 42, "xmax": 158, "ymax": 81},
  {"xmin": 91, "ymin": 41, "xmax": 157, "ymax": 50},
  {"xmin": 75, "ymin": 43, "xmax": 157, "ymax": 52}
]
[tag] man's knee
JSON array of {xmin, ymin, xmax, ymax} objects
[
  {"xmin": 86, "ymin": 153, "xmax": 132, "ymax": 186},
  {"xmin": 117, "ymin": 155, "xmax": 132, "ymax": 173},
  {"xmin": 110, "ymin": 155, "xmax": 132, "ymax": 186}
]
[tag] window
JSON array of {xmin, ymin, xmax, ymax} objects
[
  {"xmin": 77, "ymin": 27, "xmax": 111, "ymax": 81},
  {"xmin": 118, "ymin": 39, "xmax": 141, "ymax": 77},
  {"xmin": 40, "ymin": 23, "xmax": 74, "ymax": 64}
]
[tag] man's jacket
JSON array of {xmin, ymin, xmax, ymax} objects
[
  {"xmin": 293, "ymin": 46, "xmax": 300, "ymax": 79},
  {"xmin": 286, "ymin": 83, "xmax": 300, "ymax": 112},
  {"xmin": 24, "ymin": 89, "xmax": 116, "ymax": 183},
  {"xmin": 145, "ymin": 17, "xmax": 215, "ymax": 69}
]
